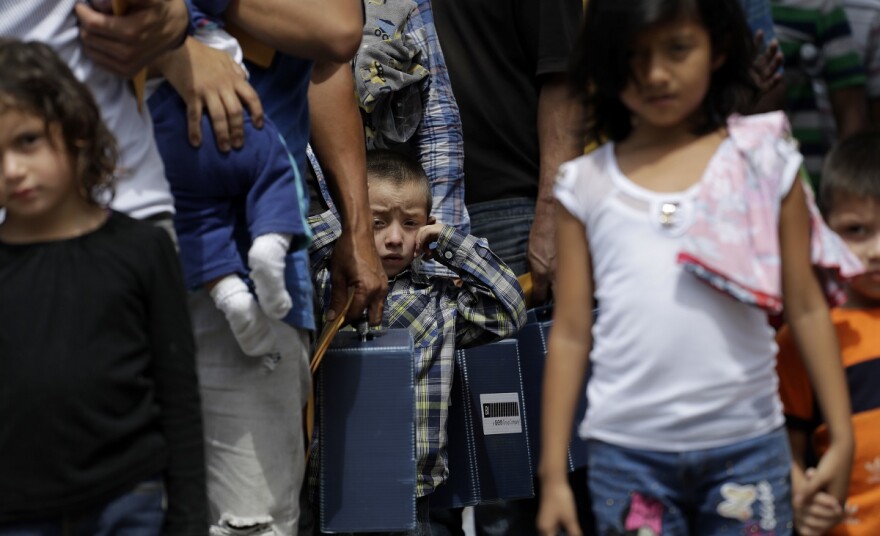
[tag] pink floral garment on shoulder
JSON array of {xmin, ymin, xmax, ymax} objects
[{"xmin": 676, "ymin": 112, "xmax": 863, "ymax": 314}]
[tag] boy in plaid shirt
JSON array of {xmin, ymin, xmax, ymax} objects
[{"xmin": 308, "ymin": 149, "xmax": 526, "ymax": 534}]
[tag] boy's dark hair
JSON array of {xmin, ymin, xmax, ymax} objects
[
  {"xmin": 366, "ymin": 149, "xmax": 433, "ymax": 214},
  {"xmin": 570, "ymin": 0, "xmax": 758, "ymax": 144},
  {"xmin": 0, "ymin": 39, "xmax": 117, "ymax": 205},
  {"xmin": 820, "ymin": 130, "xmax": 880, "ymax": 217}
]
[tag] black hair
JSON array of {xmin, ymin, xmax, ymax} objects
[
  {"xmin": 365, "ymin": 149, "xmax": 432, "ymax": 214},
  {"xmin": 570, "ymin": 0, "xmax": 758, "ymax": 144},
  {"xmin": 0, "ymin": 39, "xmax": 117, "ymax": 205},
  {"xmin": 820, "ymin": 130, "xmax": 880, "ymax": 217}
]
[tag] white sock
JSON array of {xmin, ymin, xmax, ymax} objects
[
  {"xmin": 209, "ymin": 275, "xmax": 278, "ymax": 357},
  {"xmin": 248, "ymin": 233, "xmax": 293, "ymax": 320}
]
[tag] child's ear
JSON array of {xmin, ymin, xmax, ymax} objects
[
  {"xmin": 427, "ymin": 216, "xmax": 436, "ymax": 225},
  {"xmin": 712, "ymin": 52, "xmax": 727, "ymax": 71}
]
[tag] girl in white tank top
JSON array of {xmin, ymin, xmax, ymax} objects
[{"xmin": 537, "ymin": 0, "xmax": 860, "ymax": 534}]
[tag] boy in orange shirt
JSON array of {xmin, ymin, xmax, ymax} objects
[{"xmin": 777, "ymin": 131, "xmax": 880, "ymax": 535}]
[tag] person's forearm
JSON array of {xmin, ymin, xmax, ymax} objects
[
  {"xmin": 537, "ymin": 74, "xmax": 585, "ymax": 215},
  {"xmin": 529, "ymin": 74, "xmax": 584, "ymax": 299},
  {"xmin": 225, "ymin": 0, "xmax": 362, "ymax": 62},
  {"xmin": 750, "ymin": 78, "xmax": 787, "ymax": 114},
  {"xmin": 830, "ymin": 86, "xmax": 870, "ymax": 140},
  {"xmin": 309, "ymin": 61, "xmax": 370, "ymax": 234}
]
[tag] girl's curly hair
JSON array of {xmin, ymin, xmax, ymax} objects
[{"xmin": 0, "ymin": 38, "xmax": 117, "ymax": 204}]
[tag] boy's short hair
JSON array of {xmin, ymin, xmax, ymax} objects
[
  {"xmin": 366, "ymin": 149, "xmax": 433, "ymax": 214},
  {"xmin": 820, "ymin": 130, "xmax": 880, "ymax": 217}
]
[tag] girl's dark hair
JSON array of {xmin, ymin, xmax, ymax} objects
[
  {"xmin": 570, "ymin": 0, "xmax": 758, "ymax": 144},
  {"xmin": 365, "ymin": 148, "xmax": 433, "ymax": 214},
  {"xmin": 0, "ymin": 39, "xmax": 117, "ymax": 204},
  {"xmin": 820, "ymin": 130, "xmax": 880, "ymax": 217}
]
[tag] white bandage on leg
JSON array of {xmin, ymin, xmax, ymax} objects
[
  {"xmin": 209, "ymin": 275, "xmax": 277, "ymax": 357},
  {"xmin": 248, "ymin": 233, "xmax": 293, "ymax": 320}
]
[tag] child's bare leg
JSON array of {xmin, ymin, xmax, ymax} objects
[
  {"xmin": 209, "ymin": 275, "xmax": 277, "ymax": 356},
  {"xmin": 248, "ymin": 233, "xmax": 293, "ymax": 319}
]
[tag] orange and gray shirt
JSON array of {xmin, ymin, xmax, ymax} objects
[{"xmin": 777, "ymin": 307, "xmax": 880, "ymax": 535}]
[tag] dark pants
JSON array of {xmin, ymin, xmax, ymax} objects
[
  {"xmin": 467, "ymin": 198, "xmax": 535, "ymax": 277},
  {"xmin": 0, "ymin": 479, "xmax": 165, "ymax": 536},
  {"xmin": 429, "ymin": 469, "xmax": 595, "ymax": 536},
  {"xmin": 300, "ymin": 493, "xmax": 433, "ymax": 536}
]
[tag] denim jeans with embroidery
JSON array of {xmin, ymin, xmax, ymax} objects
[{"xmin": 588, "ymin": 427, "xmax": 794, "ymax": 535}]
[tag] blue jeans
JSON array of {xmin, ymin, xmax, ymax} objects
[
  {"xmin": 588, "ymin": 428, "xmax": 794, "ymax": 535},
  {"xmin": 0, "ymin": 479, "xmax": 165, "ymax": 536},
  {"xmin": 467, "ymin": 198, "xmax": 535, "ymax": 277}
]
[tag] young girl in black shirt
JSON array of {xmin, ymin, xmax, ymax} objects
[{"xmin": 0, "ymin": 39, "xmax": 207, "ymax": 535}]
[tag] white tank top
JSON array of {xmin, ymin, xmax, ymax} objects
[{"xmin": 554, "ymin": 143, "xmax": 784, "ymax": 452}]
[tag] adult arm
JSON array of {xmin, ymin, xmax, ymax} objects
[
  {"xmin": 779, "ymin": 179, "xmax": 854, "ymax": 506},
  {"xmin": 531, "ymin": 74, "xmax": 585, "ymax": 303},
  {"xmin": 223, "ymin": 0, "xmax": 362, "ymax": 62},
  {"xmin": 406, "ymin": 2, "xmax": 468, "ymax": 234},
  {"xmin": 748, "ymin": 33, "xmax": 787, "ymax": 113},
  {"xmin": 830, "ymin": 85, "xmax": 870, "ymax": 139},
  {"xmin": 309, "ymin": 61, "xmax": 387, "ymax": 325},
  {"xmin": 536, "ymin": 205, "xmax": 592, "ymax": 536},
  {"xmin": 819, "ymin": 2, "xmax": 870, "ymax": 139},
  {"xmin": 76, "ymin": 0, "xmax": 190, "ymax": 78}
]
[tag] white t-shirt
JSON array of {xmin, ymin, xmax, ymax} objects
[
  {"xmin": 554, "ymin": 142, "xmax": 784, "ymax": 452},
  {"xmin": 0, "ymin": 0, "xmax": 174, "ymax": 219}
]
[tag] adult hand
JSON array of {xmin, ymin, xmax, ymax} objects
[
  {"xmin": 751, "ymin": 30, "xmax": 784, "ymax": 95},
  {"xmin": 528, "ymin": 204, "xmax": 557, "ymax": 304},
  {"xmin": 154, "ymin": 37, "xmax": 264, "ymax": 151},
  {"xmin": 327, "ymin": 229, "xmax": 388, "ymax": 326},
  {"xmin": 75, "ymin": 0, "xmax": 189, "ymax": 78}
]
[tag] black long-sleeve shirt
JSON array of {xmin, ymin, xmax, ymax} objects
[{"xmin": 0, "ymin": 211, "xmax": 206, "ymax": 534}]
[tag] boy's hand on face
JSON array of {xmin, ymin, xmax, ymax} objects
[{"xmin": 415, "ymin": 222, "xmax": 444, "ymax": 260}]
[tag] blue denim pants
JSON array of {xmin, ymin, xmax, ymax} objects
[
  {"xmin": 588, "ymin": 427, "xmax": 794, "ymax": 535},
  {"xmin": 0, "ymin": 479, "xmax": 165, "ymax": 536},
  {"xmin": 467, "ymin": 198, "xmax": 535, "ymax": 277}
]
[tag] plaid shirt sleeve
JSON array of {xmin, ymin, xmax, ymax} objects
[
  {"xmin": 307, "ymin": 210, "xmax": 341, "ymax": 330},
  {"xmin": 407, "ymin": 1, "xmax": 469, "ymax": 235},
  {"xmin": 431, "ymin": 225, "xmax": 527, "ymax": 348}
]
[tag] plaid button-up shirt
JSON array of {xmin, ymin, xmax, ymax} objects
[{"xmin": 309, "ymin": 211, "xmax": 525, "ymax": 496}]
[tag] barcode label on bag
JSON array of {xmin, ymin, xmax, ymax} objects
[{"xmin": 480, "ymin": 393, "xmax": 523, "ymax": 435}]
